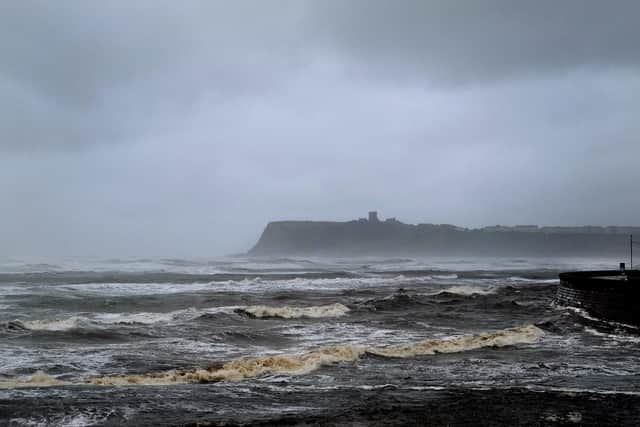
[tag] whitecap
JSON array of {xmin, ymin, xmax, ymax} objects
[
  {"xmin": 239, "ymin": 303, "xmax": 350, "ymax": 319},
  {"xmin": 432, "ymin": 274, "xmax": 458, "ymax": 280},
  {"xmin": 19, "ymin": 316, "xmax": 88, "ymax": 332}
]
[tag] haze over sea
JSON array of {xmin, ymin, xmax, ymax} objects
[{"xmin": 2, "ymin": 255, "xmax": 640, "ymax": 425}]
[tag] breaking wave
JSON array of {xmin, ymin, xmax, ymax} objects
[
  {"xmin": 368, "ymin": 324, "xmax": 543, "ymax": 358},
  {"xmin": 1, "ymin": 314, "xmax": 180, "ymax": 333},
  {"xmin": 237, "ymin": 303, "xmax": 350, "ymax": 319},
  {"xmin": 432, "ymin": 274, "xmax": 459, "ymax": 280},
  {"xmin": 13, "ymin": 316, "xmax": 89, "ymax": 332},
  {"xmin": 93, "ymin": 308, "xmax": 206, "ymax": 325},
  {"xmin": 89, "ymin": 325, "xmax": 542, "ymax": 386},
  {"xmin": 0, "ymin": 325, "xmax": 543, "ymax": 388},
  {"xmin": 434, "ymin": 285, "xmax": 498, "ymax": 296},
  {"xmin": 2, "ymin": 308, "xmax": 218, "ymax": 333},
  {"xmin": 0, "ymin": 371, "xmax": 68, "ymax": 389},
  {"xmin": 1, "ymin": 303, "xmax": 346, "ymax": 333},
  {"xmin": 508, "ymin": 277, "xmax": 559, "ymax": 284}
]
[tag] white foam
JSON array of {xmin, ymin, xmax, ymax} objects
[
  {"xmin": 19, "ymin": 317, "xmax": 86, "ymax": 331},
  {"xmin": 0, "ymin": 371, "xmax": 68, "ymax": 389},
  {"xmin": 566, "ymin": 307, "xmax": 640, "ymax": 331},
  {"xmin": 0, "ymin": 343, "xmax": 115, "ymax": 377},
  {"xmin": 58, "ymin": 414, "xmax": 103, "ymax": 427},
  {"xmin": 4, "ymin": 301, "xmax": 344, "ymax": 341},
  {"xmin": 240, "ymin": 303, "xmax": 350, "ymax": 319},
  {"xmin": 9, "ymin": 413, "xmax": 108, "ymax": 427},
  {"xmin": 53, "ymin": 276, "xmax": 409, "ymax": 297},
  {"xmin": 432, "ymin": 274, "xmax": 459, "ymax": 280},
  {"xmin": 524, "ymin": 385, "xmax": 640, "ymax": 396},
  {"xmin": 229, "ymin": 276, "xmax": 404, "ymax": 293},
  {"xmin": 369, "ymin": 324, "xmax": 543, "ymax": 358},
  {"xmin": 583, "ymin": 327, "xmax": 640, "ymax": 343},
  {"xmin": 90, "ymin": 324, "xmax": 543, "ymax": 387},
  {"xmin": 508, "ymin": 277, "xmax": 559, "ymax": 283},
  {"xmin": 0, "ymin": 324, "xmax": 544, "ymax": 388},
  {"xmin": 59, "ymin": 282, "xmax": 214, "ymax": 297},
  {"xmin": 93, "ymin": 307, "xmax": 206, "ymax": 325},
  {"xmin": 282, "ymin": 322, "xmax": 422, "ymax": 351},
  {"xmin": 0, "ymin": 285, "xmax": 37, "ymax": 296},
  {"xmin": 5, "ymin": 418, "xmax": 46, "ymax": 427},
  {"xmin": 11, "ymin": 306, "xmax": 238, "ymax": 332},
  {"xmin": 15, "ymin": 303, "xmax": 350, "ymax": 331}
]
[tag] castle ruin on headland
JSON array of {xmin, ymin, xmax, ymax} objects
[{"xmin": 248, "ymin": 211, "xmax": 640, "ymax": 257}]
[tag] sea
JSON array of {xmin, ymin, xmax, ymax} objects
[{"xmin": 1, "ymin": 256, "xmax": 639, "ymax": 426}]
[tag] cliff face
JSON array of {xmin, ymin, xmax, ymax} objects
[
  {"xmin": 249, "ymin": 220, "xmax": 411, "ymax": 255},
  {"xmin": 248, "ymin": 219, "xmax": 636, "ymax": 257}
]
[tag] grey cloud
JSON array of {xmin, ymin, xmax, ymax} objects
[
  {"xmin": 0, "ymin": 0, "xmax": 309, "ymax": 151},
  {"xmin": 0, "ymin": 1, "xmax": 639, "ymax": 256},
  {"xmin": 309, "ymin": 0, "xmax": 640, "ymax": 83},
  {"xmin": 0, "ymin": 0, "xmax": 308, "ymax": 105},
  {"xmin": 3, "ymin": 1, "xmax": 639, "ymax": 152}
]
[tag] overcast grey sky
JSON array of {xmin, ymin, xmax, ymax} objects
[{"xmin": 1, "ymin": 0, "xmax": 639, "ymax": 257}]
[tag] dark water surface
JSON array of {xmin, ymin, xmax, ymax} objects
[{"xmin": 1, "ymin": 257, "xmax": 639, "ymax": 426}]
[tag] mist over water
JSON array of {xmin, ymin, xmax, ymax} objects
[{"xmin": 1, "ymin": 256, "xmax": 639, "ymax": 425}]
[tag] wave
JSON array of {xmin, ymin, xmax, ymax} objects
[
  {"xmin": 2, "ymin": 303, "xmax": 344, "ymax": 334},
  {"xmin": 93, "ymin": 308, "xmax": 207, "ymax": 325},
  {"xmin": 565, "ymin": 306, "xmax": 640, "ymax": 332},
  {"xmin": 432, "ymin": 274, "xmax": 459, "ymax": 280},
  {"xmin": 583, "ymin": 327, "xmax": 640, "ymax": 343},
  {"xmin": 361, "ymin": 292, "xmax": 422, "ymax": 311},
  {"xmin": 16, "ymin": 316, "xmax": 88, "ymax": 332},
  {"xmin": 90, "ymin": 344, "xmax": 366, "ymax": 386},
  {"xmin": 0, "ymin": 371, "xmax": 68, "ymax": 388},
  {"xmin": 368, "ymin": 324, "xmax": 543, "ymax": 358},
  {"xmin": 32, "ymin": 275, "xmax": 393, "ymax": 297},
  {"xmin": 0, "ymin": 324, "xmax": 542, "ymax": 388},
  {"xmin": 433, "ymin": 285, "xmax": 498, "ymax": 296},
  {"xmin": 2, "ymin": 314, "xmax": 164, "ymax": 333},
  {"xmin": 89, "ymin": 325, "xmax": 542, "ymax": 386},
  {"xmin": 2, "ymin": 307, "xmax": 233, "ymax": 333},
  {"xmin": 508, "ymin": 277, "xmax": 559, "ymax": 283},
  {"xmin": 0, "ymin": 271, "xmax": 360, "ymax": 286},
  {"xmin": 237, "ymin": 303, "xmax": 350, "ymax": 319},
  {"xmin": 11, "ymin": 414, "xmax": 112, "ymax": 427}
]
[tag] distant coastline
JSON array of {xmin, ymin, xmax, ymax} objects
[{"xmin": 248, "ymin": 211, "xmax": 638, "ymax": 257}]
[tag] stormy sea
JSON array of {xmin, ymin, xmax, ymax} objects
[{"xmin": 1, "ymin": 257, "xmax": 639, "ymax": 426}]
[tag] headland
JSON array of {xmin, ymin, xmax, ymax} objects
[{"xmin": 248, "ymin": 211, "xmax": 638, "ymax": 257}]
